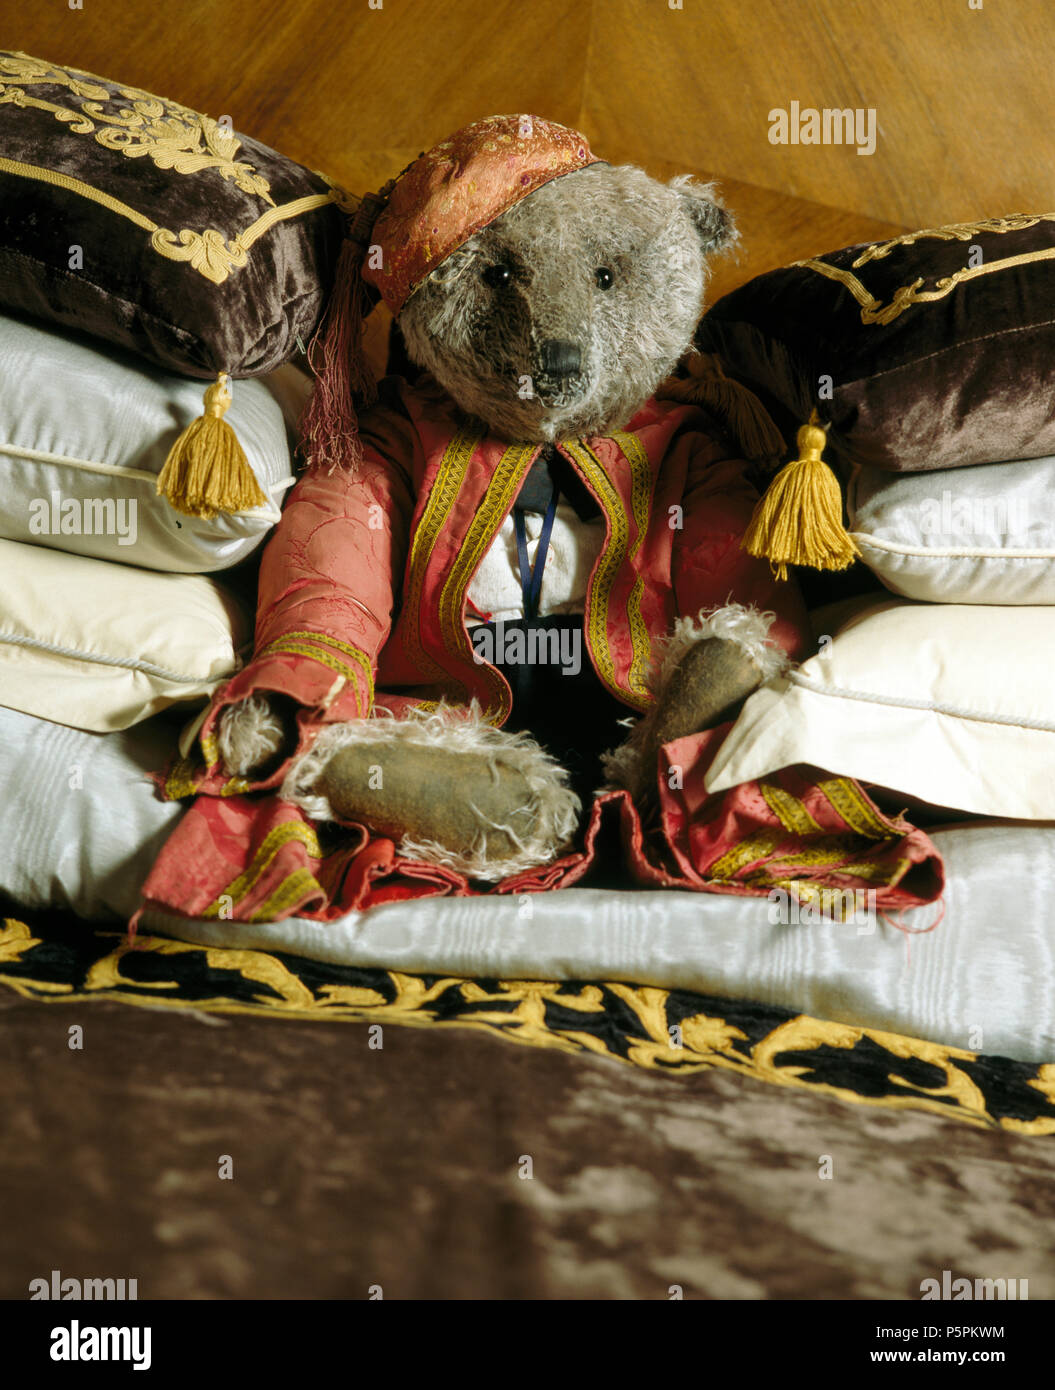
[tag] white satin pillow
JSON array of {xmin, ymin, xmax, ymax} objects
[
  {"xmin": 848, "ymin": 457, "xmax": 1055, "ymax": 603},
  {"xmin": 707, "ymin": 598, "xmax": 1055, "ymax": 820},
  {"xmin": 0, "ymin": 311, "xmax": 298, "ymax": 572},
  {"xmin": 0, "ymin": 538, "xmax": 248, "ymax": 731}
]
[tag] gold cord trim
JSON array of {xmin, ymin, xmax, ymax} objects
[
  {"xmin": 0, "ymin": 155, "xmax": 336, "ymax": 284},
  {"xmin": 796, "ymin": 213, "xmax": 1055, "ymax": 326}
]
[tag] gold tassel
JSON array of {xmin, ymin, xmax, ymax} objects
[
  {"xmin": 741, "ymin": 413, "xmax": 860, "ymax": 581},
  {"xmin": 157, "ymin": 373, "xmax": 268, "ymax": 519},
  {"xmin": 658, "ymin": 352, "xmax": 787, "ymax": 466}
]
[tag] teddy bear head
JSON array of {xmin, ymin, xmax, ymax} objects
[{"xmin": 397, "ymin": 163, "xmax": 736, "ymax": 443}]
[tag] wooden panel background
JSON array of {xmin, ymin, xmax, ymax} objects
[{"xmin": 7, "ymin": 0, "xmax": 1050, "ymax": 277}]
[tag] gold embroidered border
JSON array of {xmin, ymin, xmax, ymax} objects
[
  {"xmin": 0, "ymin": 155, "xmax": 337, "ymax": 285},
  {"xmin": 401, "ymin": 424, "xmax": 484, "ymax": 683},
  {"xmin": 817, "ymin": 777, "xmax": 894, "ymax": 841},
  {"xmin": 562, "ymin": 439, "xmax": 651, "ymax": 710},
  {"xmin": 249, "ymin": 867, "xmax": 325, "ymax": 923},
  {"xmin": 4, "ymin": 920, "xmax": 1054, "ymax": 1131},
  {"xmin": 706, "ymin": 828, "xmax": 785, "ymax": 881},
  {"xmin": 760, "ymin": 781, "xmax": 822, "ymax": 836},
  {"xmin": 203, "ymin": 821, "xmax": 323, "ymax": 920},
  {"xmin": 436, "ymin": 441, "xmax": 538, "ymax": 722},
  {"xmin": 261, "ymin": 631, "xmax": 374, "ymax": 715}
]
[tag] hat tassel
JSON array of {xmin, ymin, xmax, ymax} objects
[
  {"xmin": 660, "ymin": 352, "xmax": 786, "ymax": 466},
  {"xmin": 300, "ymin": 233, "xmax": 378, "ymax": 474},
  {"xmin": 157, "ymin": 373, "xmax": 267, "ymax": 519},
  {"xmin": 741, "ymin": 413, "xmax": 860, "ymax": 581}
]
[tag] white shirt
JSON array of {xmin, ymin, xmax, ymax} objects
[{"xmin": 465, "ymin": 501, "xmax": 606, "ymax": 624}]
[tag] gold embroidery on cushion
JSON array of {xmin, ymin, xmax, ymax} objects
[
  {"xmin": 562, "ymin": 439, "xmax": 651, "ymax": 709},
  {"xmin": 851, "ymin": 214, "xmax": 1055, "ymax": 266},
  {"xmin": 796, "ymin": 213, "xmax": 1055, "ymax": 326},
  {"xmin": 0, "ymin": 156, "xmax": 336, "ymax": 285},
  {"xmin": 401, "ymin": 424, "xmax": 484, "ymax": 682},
  {"xmin": 435, "ymin": 441, "xmax": 537, "ymax": 722},
  {"xmin": 203, "ymin": 821, "xmax": 323, "ymax": 919},
  {"xmin": 0, "ymin": 52, "xmax": 273, "ymax": 200}
]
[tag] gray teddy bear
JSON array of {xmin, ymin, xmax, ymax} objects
[{"xmin": 213, "ymin": 116, "xmax": 802, "ymax": 884}]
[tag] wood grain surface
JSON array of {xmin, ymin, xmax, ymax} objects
[{"xmin": 5, "ymin": 0, "xmax": 1049, "ymax": 229}]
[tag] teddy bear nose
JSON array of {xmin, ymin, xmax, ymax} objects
[{"xmin": 539, "ymin": 339, "xmax": 581, "ymax": 377}]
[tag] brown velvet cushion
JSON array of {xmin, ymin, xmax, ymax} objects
[
  {"xmin": 0, "ymin": 50, "xmax": 349, "ymax": 380},
  {"xmin": 696, "ymin": 214, "xmax": 1055, "ymax": 473}
]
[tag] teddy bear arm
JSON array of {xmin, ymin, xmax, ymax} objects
[{"xmin": 215, "ymin": 440, "xmax": 417, "ymax": 779}]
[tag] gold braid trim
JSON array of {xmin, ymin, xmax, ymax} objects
[
  {"xmin": 401, "ymin": 424, "xmax": 484, "ymax": 683},
  {"xmin": 260, "ymin": 631, "xmax": 374, "ymax": 715},
  {"xmin": 248, "ymin": 867, "xmax": 325, "ymax": 924},
  {"xmin": 561, "ymin": 439, "xmax": 651, "ymax": 710},
  {"xmin": 435, "ymin": 441, "xmax": 538, "ymax": 722},
  {"xmin": 760, "ymin": 781, "xmax": 822, "ymax": 836},
  {"xmin": 706, "ymin": 829, "xmax": 785, "ymax": 881},
  {"xmin": 203, "ymin": 821, "xmax": 323, "ymax": 919},
  {"xmin": 817, "ymin": 777, "xmax": 896, "ymax": 841}
]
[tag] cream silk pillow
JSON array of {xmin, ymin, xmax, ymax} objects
[
  {"xmin": 707, "ymin": 598, "xmax": 1055, "ymax": 819},
  {"xmin": 0, "ymin": 538, "xmax": 249, "ymax": 730},
  {"xmin": 848, "ymin": 457, "xmax": 1055, "ymax": 604},
  {"xmin": 0, "ymin": 311, "xmax": 298, "ymax": 572}
]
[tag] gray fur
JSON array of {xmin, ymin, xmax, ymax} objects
[{"xmin": 399, "ymin": 164, "xmax": 736, "ymax": 443}]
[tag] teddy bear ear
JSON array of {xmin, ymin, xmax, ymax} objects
[{"xmin": 672, "ymin": 177, "xmax": 737, "ymax": 253}]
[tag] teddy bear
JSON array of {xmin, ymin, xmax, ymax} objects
[{"xmin": 175, "ymin": 114, "xmax": 809, "ymax": 891}]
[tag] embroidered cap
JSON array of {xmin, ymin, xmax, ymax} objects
[{"xmin": 364, "ymin": 115, "xmax": 601, "ymax": 315}]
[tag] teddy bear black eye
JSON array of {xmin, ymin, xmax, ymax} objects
[
  {"xmin": 594, "ymin": 266, "xmax": 614, "ymax": 290},
  {"xmin": 482, "ymin": 263, "xmax": 513, "ymax": 289}
]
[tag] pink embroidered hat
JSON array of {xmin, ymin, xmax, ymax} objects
[
  {"xmin": 365, "ymin": 115, "xmax": 600, "ymax": 315},
  {"xmin": 301, "ymin": 115, "xmax": 602, "ymax": 471}
]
